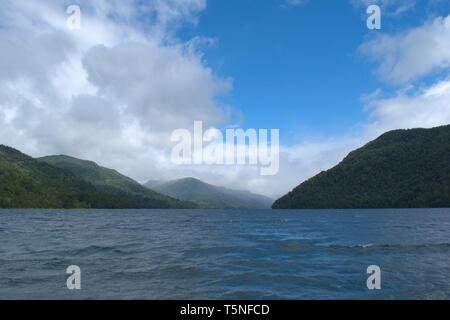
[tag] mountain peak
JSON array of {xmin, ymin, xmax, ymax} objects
[
  {"xmin": 273, "ymin": 125, "xmax": 450, "ymax": 209},
  {"xmin": 152, "ymin": 177, "xmax": 273, "ymax": 209},
  {"xmin": 39, "ymin": 155, "xmax": 100, "ymax": 168}
]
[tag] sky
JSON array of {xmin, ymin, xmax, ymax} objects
[{"xmin": 0, "ymin": 0, "xmax": 449, "ymax": 198}]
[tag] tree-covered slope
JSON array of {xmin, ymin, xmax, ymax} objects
[
  {"xmin": 273, "ymin": 125, "xmax": 450, "ymax": 209},
  {"xmin": 150, "ymin": 177, "xmax": 273, "ymax": 209},
  {"xmin": 0, "ymin": 145, "xmax": 134, "ymax": 208},
  {"xmin": 38, "ymin": 155, "xmax": 197, "ymax": 209}
]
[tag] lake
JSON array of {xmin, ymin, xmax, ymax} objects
[{"xmin": 0, "ymin": 208, "xmax": 449, "ymax": 299}]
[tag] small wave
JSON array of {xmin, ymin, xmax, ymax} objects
[
  {"xmin": 275, "ymin": 240, "xmax": 450, "ymax": 253},
  {"xmin": 348, "ymin": 244, "xmax": 374, "ymax": 248},
  {"xmin": 324, "ymin": 242, "xmax": 450, "ymax": 252},
  {"xmin": 63, "ymin": 245, "xmax": 127, "ymax": 256}
]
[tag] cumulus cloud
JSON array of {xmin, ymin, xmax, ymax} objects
[
  {"xmin": 359, "ymin": 14, "xmax": 450, "ymax": 84},
  {"xmin": 82, "ymin": 43, "xmax": 231, "ymax": 135},
  {"xmin": 0, "ymin": 1, "xmax": 234, "ymax": 186},
  {"xmin": 364, "ymin": 79, "xmax": 450, "ymax": 136},
  {"xmin": 357, "ymin": 12, "xmax": 450, "ymax": 134}
]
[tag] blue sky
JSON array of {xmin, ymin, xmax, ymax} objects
[
  {"xmin": 186, "ymin": 0, "xmax": 372, "ymax": 141},
  {"xmin": 175, "ymin": 0, "xmax": 450, "ymax": 143}
]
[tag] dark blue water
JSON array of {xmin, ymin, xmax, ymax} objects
[{"xmin": 0, "ymin": 208, "xmax": 449, "ymax": 299}]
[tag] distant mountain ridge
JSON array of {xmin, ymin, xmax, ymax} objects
[
  {"xmin": 147, "ymin": 177, "xmax": 273, "ymax": 209},
  {"xmin": 144, "ymin": 179, "xmax": 168, "ymax": 189},
  {"xmin": 38, "ymin": 155, "xmax": 197, "ymax": 209},
  {"xmin": 273, "ymin": 125, "xmax": 450, "ymax": 209}
]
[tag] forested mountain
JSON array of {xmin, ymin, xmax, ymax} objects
[
  {"xmin": 38, "ymin": 155, "xmax": 197, "ymax": 209},
  {"xmin": 148, "ymin": 177, "xmax": 273, "ymax": 209},
  {"xmin": 273, "ymin": 125, "xmax": 450, "ymax": 209},
  {"xmin": 0, "ymin": 145, "xmax": 134, "ymax": 208}
]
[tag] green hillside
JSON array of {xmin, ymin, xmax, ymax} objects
[
  {"xmin": 0, "ymin": 145, "xmax": 134, "ymax": 208},
  {"xmin": 38, "ymin": 155, "xmax": 197, "ymax": 209},
  {"xmin": 149, "ymin": 177, "xmax": 273, "ymax": 209},
  {"xmin": 273, "ymin": 125, "xmax": 450, "ymax": 209}
]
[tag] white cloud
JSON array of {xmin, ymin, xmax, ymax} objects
[
  {"xmin": 359, "ymin": 14, "xmax": 450, "ymax": 84},
  {"xmin": 364, "ymin": 79, "xmax": 450, "ymax": 136},
  {"xmin": 0, "ymin": 1, "xmax": 234, "ymax": 187},
  {"xmin": 357, "ymin": 12, "xmax": 450, "ymax": 137}
]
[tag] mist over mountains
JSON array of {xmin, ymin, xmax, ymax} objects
[{"xmin": 147, "ymin": 178, "xmax": 273, "ymax": 209}]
